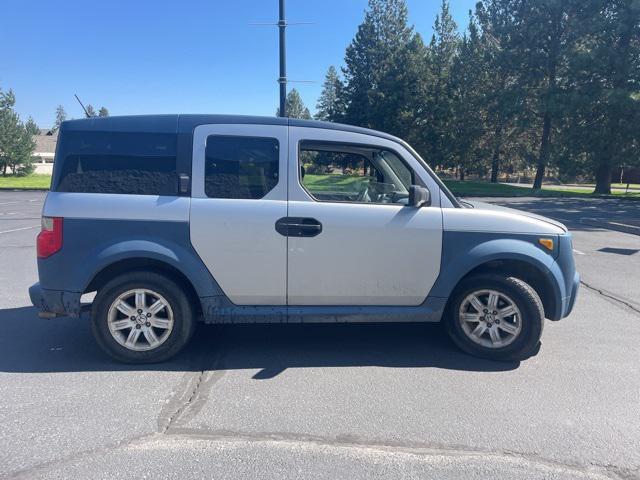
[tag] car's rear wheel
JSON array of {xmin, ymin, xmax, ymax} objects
[
  {"xmin": 445, "ymin": 274, "xmax": 544, "ymax": 361},
  {"xmin": 91, "ymin": 272, "xmax": 195, "ymax": 363}
]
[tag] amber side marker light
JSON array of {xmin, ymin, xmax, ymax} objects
[{"xmin": 538, "ymin": 238, "xmax": 554, "ymax": 251}]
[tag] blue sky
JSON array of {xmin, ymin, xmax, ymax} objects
[{"xmin": 3, "ymin": 0, "xmax": 476, "ymax": 128}]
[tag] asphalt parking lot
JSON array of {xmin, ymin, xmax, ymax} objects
[{"xmin": 0, "ymin": 191, "xmax": 638, "ymax": 479}]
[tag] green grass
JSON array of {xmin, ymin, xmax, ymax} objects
[
  {"xmin": 302, "ymin": 174, "xmax": 368, "ymax": 192},
  {"xmin": 611, "ymin": 183, "xmax": 640, "ymax": 189},
  {"xmin": 536, "ymin": 183, "xmax": 640, "ymax": 192},
  {"xmin": 0, "ymin": 174, "xmax": 51, "ymax": 189},
  {"xmin": 444, "ymin": 180, "xmax": 640, "ymax": 199},
  {"xmin": 557, "ymin": 182, "xmax": 640, "ymax": 190}
]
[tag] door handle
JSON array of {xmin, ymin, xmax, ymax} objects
[{"xmin": 275, "ymin": 217, "xmax": 323, "ymax": 237}]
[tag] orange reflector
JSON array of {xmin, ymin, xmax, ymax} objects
[{"xmin": 538, "ymin": 238, "xmax": 554, "ymax": 251}]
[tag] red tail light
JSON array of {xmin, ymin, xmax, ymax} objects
[{"xmin": 37, "ymin": 217, "xmax": 63, "ymax": 258}]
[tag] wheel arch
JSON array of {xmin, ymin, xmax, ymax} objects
[
  {"xmin": 85, "ymin": 257, "xmax": 202, "ymax": 317},
  {"xmin": 450, "ymin": 259, "xmax": 557, "ymax": 320},
  {"xmin": 432, "ymin": 235, "xmax": 564, "ymax": 320},
  {"xmin": 81, "ymin": 239, "xmax": 226, "ymax": 319}
]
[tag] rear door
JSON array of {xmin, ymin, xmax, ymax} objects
[
  {"xmin": 190, "ymin": 124, "xmax": 288, "ymax": 305},
  {"xmin": 286, "ymin": 126, "xmax": 443, "ymax": 306}
]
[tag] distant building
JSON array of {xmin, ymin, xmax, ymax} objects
[{"xmin": 33, "ymin": 129, "xmax": 57, "ymax": 174}]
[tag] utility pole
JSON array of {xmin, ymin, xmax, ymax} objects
[
  {"xmin": 278, "ymin": 0, "xmax": 287, "ymax": 117},
  {"xmin": 251, "ymin": 1, "xmax": 313, "ymax": 117}
]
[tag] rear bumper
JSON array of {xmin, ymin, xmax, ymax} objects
[{"xmin": 29, "ymin": 282, "xmax": 82, "ymax": 318}]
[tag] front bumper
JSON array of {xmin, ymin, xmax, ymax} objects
[
  {"xmin": 549, "ymin": 234, "xmax": 580, "ymax": 320},
  {"xmin": 29, "ymin": 282, "xmax": 82, "ymax": 318},
  {"xmin": 563, "ymin": 271, "xmax": 580, "ymax": 318}
]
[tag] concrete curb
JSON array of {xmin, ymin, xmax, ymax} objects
[{"xmin": 580, "ymin": 217, "xmax": 640, "ymax": 236}]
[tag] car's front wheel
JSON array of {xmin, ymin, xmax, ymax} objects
[
  {"xmin": 445, "ymin": 274, "xmax": 544, "ymax": 361},
  {"xmin": 91, "ymin": 271, "xmax": 195, "ymax": 363}
]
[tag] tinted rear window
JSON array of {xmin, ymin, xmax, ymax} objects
[
  {"xmin": 55, "ymin": 131, "xmax": 177, "ymax": 195},
  {"xmin": 205, "ymin": 135, "xmax": 279, "ymax": 199}
]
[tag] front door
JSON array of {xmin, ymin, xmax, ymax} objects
[
  {"xmin": 286, "ymin": 127, "xmax": 443, "ymax": 306},
  {"xmin": 190, "ymin": 124, "xmax": 288, "ymax": 305}
]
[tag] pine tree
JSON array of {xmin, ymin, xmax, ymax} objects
[
  {"xmin": 53, "ymin": 105, "xmax": 66, "ymax": 131},
  {"xmin": 449, "ymin": 11, "xmax": 489, "ymax": 180},
  {"xmin": 85, "ymin": 105, "xmax": 97, "ymax": 118},
  {"xmin": 476, "ymin": 0, "xmax": 523, "ymax": 182},
  {"xmin": 0, "ymin": 88, "xmax": 35, "ymax": 176},
  {"xmin": 422, "ymin": 0, "xmax": 460, "ymax": 170},
  {"xmin": 98, "ymin": 107, "xmax": 110, "ymax": 117},
  {"xmin": 315, "ymin": 66, "xmax": 345, "ymax": 121},
  {"xmin": 323, "ymin": 0, "xmax": 639, "ymax": 189},
  {"xmin": 276, "ymin": 89, "xmax": 312, "ymax": 119},
  {"xmin": 341, "ymin": 0, "xmax": 423, "ymax": 138},
  {"xmin": 565, "ymin": 0, "xmax": 640, "ymax": 194},
  {"xmin": 25, "ymin": 117, "xmax": 40, "ymax": 136},
  {"xmin": 509, "ymin": 0, "xmax": 576, "ymax": 189}
]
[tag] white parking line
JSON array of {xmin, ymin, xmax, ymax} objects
[
  {"xmin": 0, "ymin": 225, "xmax": 39, "ymax": 234},
  {"xmin": 573, "ymin": 249, "xmax": 586, "ymax": 255}
]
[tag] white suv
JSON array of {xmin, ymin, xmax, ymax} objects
[{"xmin": 29, "ymin": 115, "xmax": 579, "ymax": 363}]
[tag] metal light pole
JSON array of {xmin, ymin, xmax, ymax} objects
[
  {"xmin": 251, "ymin": 1, "xmax": 312, "ymax": 117},
  {"xmin": 278, "ymin": 0, "xmax": 287, "ymax": 117}
]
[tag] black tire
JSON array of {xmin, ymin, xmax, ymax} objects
[
  {"xmin": 91, "ymin": 271, "xmax": 195, "ymax": 363},
  {"xmin": 444, "ymin": 274, "xmax": 544, "ymax": 361}
]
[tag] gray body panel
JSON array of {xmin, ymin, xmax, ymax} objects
[
  {"xmin": 432, "ymin": 231, "xmax": 576, "ymax": 320},
  {"xmin": 37, "ymin": 216, "xmax": 223, "ymax": 298}
]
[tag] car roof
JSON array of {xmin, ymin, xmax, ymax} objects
[{"xmin": 60, "ymin": 114, "xmax": 402, "ymax": 143}]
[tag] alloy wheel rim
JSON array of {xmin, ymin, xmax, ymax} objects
[
  {"xmin": 107, "ymin": 288, "xmax": 174, "ymax": 351},
  {"xmin": 458, "ymin": 289, "xmax": 522, "ymax": 349}
]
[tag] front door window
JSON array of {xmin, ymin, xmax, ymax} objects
[{"xmin": 299, "ymin": 141, "xmax": 415, "ymax": 205}]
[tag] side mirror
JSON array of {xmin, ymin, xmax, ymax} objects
[{"xmin": 408, "ymin": 185, "xmax": 430, "ymax": 208}]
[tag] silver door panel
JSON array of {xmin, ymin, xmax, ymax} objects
[
  {"xmin": 287, "ymin": 127, "xmax": 443, "ymax": 306},
  {"xmin": 190, "ymin": 124, "xmax": 288, "ymax": 305},
  {"xmin": 287, "ymin": 200, "xmax": 443, "ymax": 305}
]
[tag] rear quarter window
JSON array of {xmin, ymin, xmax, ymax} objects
[
  {"xmin": 204, "ymin": 135, "xmax": 279, "ymax": 200},
  {"xmin": 55, "ymin": 131, "xmax": 178, "ymax": 196}
]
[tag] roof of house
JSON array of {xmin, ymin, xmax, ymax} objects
[
  {"xmin": 33, "ymin": 130, "xmax": 58, "ymax": 153},
  {"xmin": 59, "ymin": 114, "xmax": 402, "ymax": 143}
]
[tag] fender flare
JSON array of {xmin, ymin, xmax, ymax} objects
[
  {"xmin": 78, "ymin": 239, "xmax": 225, "ymax": 298},
  {"xmin": 429, "ymin": 235, "xmax": 563, "ymax": 312}
]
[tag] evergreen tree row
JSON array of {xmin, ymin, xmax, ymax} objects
[{"xmin": 311, "ymin": 0, "xmax": 640, "ymax": 194}]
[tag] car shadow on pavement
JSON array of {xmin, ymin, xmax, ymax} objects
[{"xmin": 0, "ymin": 306, "xmax": 520, "ymax": 375}]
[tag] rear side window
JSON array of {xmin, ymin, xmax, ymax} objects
[
  {"xmin": 56, "ymin": 131, "xmax": 177, "ymax": 196},
  {"xmin": 205, "ymin": 135, "xmax": 279, "ymax": 199}
]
